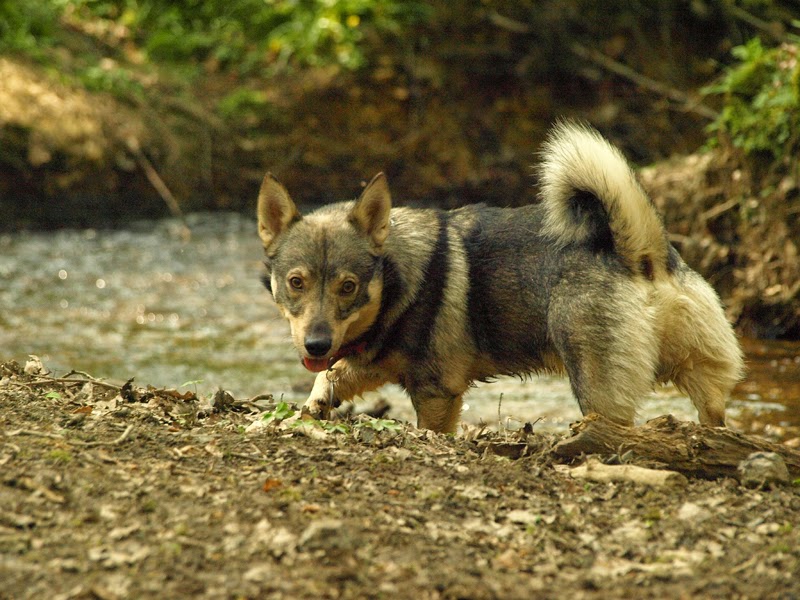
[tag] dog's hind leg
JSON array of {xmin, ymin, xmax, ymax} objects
[
  {"xmin": 654, "ymin": 273, "xmax": 744, "ymax": 427},
  {"xmin": 549, "ymin": 279, "xmax": 660, "ymax": 426},
  {"xmin": 671, "ymin": 368, "xmax": 730, "ymax": 426}
]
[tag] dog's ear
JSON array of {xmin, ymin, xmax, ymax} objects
[
  {"xmin": 350, "ymin": 173, "xmax": 392, "ymax": 250},
  {"xmin": 257, "ymin": 173, "xmax": 301, "ymax": 249}
]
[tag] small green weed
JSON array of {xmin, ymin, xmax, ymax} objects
[
  {"xmin": 261, "ymin": 401, "xmax": 296, "ymax": 424},
  {"xmin": 47, "ymin": 449, "xmax": 73, "ymax": 464}
]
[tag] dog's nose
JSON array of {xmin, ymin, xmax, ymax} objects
[{"xmin": 304, "ymin": 334, "xmax": 332, "ymax": 357}]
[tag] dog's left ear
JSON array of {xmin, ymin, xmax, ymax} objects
[
  {"xmin": 257, "ymin": 173, "xmax": 301, "ymax": 249},
  {"xmin": 350, "ymin": 172, "xmax": 392, "ymax": 250}
]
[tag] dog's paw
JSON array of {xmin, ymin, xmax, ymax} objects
[{"xmin": 302, "ymin": 396, "xmax": 333, "ymax": 420}]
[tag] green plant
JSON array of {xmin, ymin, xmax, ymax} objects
[
  {"xmin": 78, "ymin": 62, "xmax": 144, "ymax": 99},
  {"xmin": 63, "ymin": 0, "xmax": 429, "ymax": 72},
  {"xmin": 47, "ymin": 449, "xmax": 73, "ymax": 464},
  {"xmin": 0, "ymin": 0, "xmax": 64, "ymax": 53},
  {"xmin": 261, "ymin": 401, "xmax": 296, "ymax": 424},
  {"xmin": 321, "ymin": 421, "xmax": 351, "ymax": 434},
  {"xmin": 703, "ymin": 38, "xmax": 800, "ymax": 163}
]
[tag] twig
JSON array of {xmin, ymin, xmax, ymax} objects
[
  {"xmin": 127, "ymin": 141, "xmax": 191, "ymax": 240},
  {"xmin": 701, "ymin": 197, "xmax": 740, "ymax": 221},
  {"xmin": 5, "ymin": 429, "xmax": 65, "ymax": 441},
  {"xmin": 488, "ymin": 11, "xmax": 531, "ymax": 34},
  {"xmin": 486, "ymin": 11, "xmax": 720, "ymax": 120},
  {"xmin": 6, "ymin": 425, "xmax": 135, "ymax": 448},
  {"xmin": 70, "ymin": 424, "xmax": 135, "ymax": 448},
  {"xmin": 570, "ymin": 43, "xmax": 719, "ymax": 121},
  {"xmin": 245, "ymin": 394, "xmax": 275, "ymax": 403},
  {"xmin": 727, "ymin": 5, "xmax": 799, "ymax": 44},
  {"xmin": 24, "ymin": 376, "xmax": 122, "ymax": 392},
  {"xmin": 227, "ymin": 452, "xmax": 266, "ymax": 462},
  {"xmin": 63, "ymin": 369, "xmax": 97, "ymax": 379}
]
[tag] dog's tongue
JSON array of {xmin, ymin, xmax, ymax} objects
[{"xmin": 302, "ymin": 357, "xmax": 330, "ymax": 373}]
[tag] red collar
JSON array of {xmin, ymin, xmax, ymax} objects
[{"xmin": 334, "ymin": 340, "xmax": 368, "ymax": 360}]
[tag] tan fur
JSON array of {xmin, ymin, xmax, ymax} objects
[
  {"xmin": 650, "ymin": 272, "xmax": 744, "ymax": 425},
  {"xmin": 344, "ymin": 278, "xmax": 383, "ymax": 342},
  {"xmin": 538, "ymin": 121, "xmax": 669, "ymax": 277},
  {"xmin": 350, "ymin": 173, "xmax": 392, "ymax": 249},
  {"xmin": 257, "ymin": 173, "xmax": 300, "ymax": 249},
  {"xmin": 414, "ymin": 394, "xmax": 464, "ymax": 433},
  {"xmin": 433, "ymin": 227, "xmax": 473, "ymax": 395},
  {"xmin": 284, "ymin": 277, "xmax": 378, "ymax": 363}
]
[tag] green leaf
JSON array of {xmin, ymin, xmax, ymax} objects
[{"xmin": 261, "ymin": 401, "xmax": 296, "ymax": 424}]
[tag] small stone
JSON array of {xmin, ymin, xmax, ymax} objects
[
  {"xmin": 738, "ymin": 452, "xmax": 790, "ymax": 488},
  {"xmin": 298, "ymin": 519, "xmax": 351, "ymax": 552},
  {"xmin": 677, "ymin": 502, "xmax": 712, "ymax": 523},
  {"xmin": 243, "ymin": 563, "xmax": 275, "ymax": 583},
  {"xmin": 754, "ymin": 522, "xmax": 781, "ymax": 536},
  {"xmin": 506, "ymin": 509, "xmax": 541, "ymax": 526},
  {"xmin": 24, "ymin": 355, "xmax": 45, "ymax": 375}
]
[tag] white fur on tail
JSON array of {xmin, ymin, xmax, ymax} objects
[{"xmin": 538, "ymin": 121, "xmax": 669, "ymax": 277}]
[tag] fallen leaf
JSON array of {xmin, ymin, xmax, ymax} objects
[{"xmin": 262, "ymin": 478, "xmax": 282, "ymax": 492}]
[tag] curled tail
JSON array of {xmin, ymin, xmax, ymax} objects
[{"xmin": 538, "ymin": 120, "xmax": 670, "ymax": 280}]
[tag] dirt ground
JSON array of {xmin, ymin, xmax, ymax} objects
[{"xmin": 1, "ymin": 358, "xmax": 798, "ymax": 600}]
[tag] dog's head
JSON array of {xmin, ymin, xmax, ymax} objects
[{"xmin": 257, "ymin": 173, "xmax": 391, "ymax": 372}]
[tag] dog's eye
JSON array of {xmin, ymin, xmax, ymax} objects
[
  {"xmin": 340, "ymin": 280, "xmax": 357, "ymax": 295},
  {"xmin": 288, "ymin": 276, "xmax": 304, "ymax": 291}
]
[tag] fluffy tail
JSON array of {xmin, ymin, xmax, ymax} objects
[{"xmin": 538, "ymin": 120, "xmax": 670, "ymax": 280}]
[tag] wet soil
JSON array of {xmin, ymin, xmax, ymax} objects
[{"xmin": 1, "ymin": 360, "xmax": 798, "ymax": 600}]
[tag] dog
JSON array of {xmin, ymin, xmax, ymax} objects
[{"xmin": 256, "ymin": 120, "xmax": 744, "ymax": 433}]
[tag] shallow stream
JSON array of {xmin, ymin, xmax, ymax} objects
[{"xmin": 2, "ymin": 214, "xmax": 798, "ymax": 440}]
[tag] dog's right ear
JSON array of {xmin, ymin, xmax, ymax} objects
[{"xmin": 257, "ymin": 173, "xmax": 301, "ymax": 249}]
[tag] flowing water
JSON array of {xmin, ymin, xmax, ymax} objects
[{"xmin": 2, "ymin": 213, "xmax": 798, "ymax": 440}]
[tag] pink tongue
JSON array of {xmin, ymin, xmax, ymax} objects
[{"xmin": 302, "ymin": 357, "xmax": 329, "ymax": 372}]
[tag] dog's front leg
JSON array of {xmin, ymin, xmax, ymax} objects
[
  {"xmin": 412, "ymin": 394, "xmax": 464, "ymax": 434},
  {"xmin": 303, "ymin": 360, "xmax": 389, "ymax": 420}
]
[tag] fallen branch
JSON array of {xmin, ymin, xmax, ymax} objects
[
  {"xmin": 701, "ymin": 197, "xmax": 740, "ymax": 222},
  {"xmin": 553, "ymin": 413, "xmax": 800, "ymax": 480},
  {"xmin": 6, "ymin": 425, "xmax": 134, "ymax": 448},
  {"xmin": 127, "ymin": 140, "xmax": 191, "ymax": 240},
  {"xmin": 487, "ymin": 12, "xmax": 720, "ymax": 121},
  {"xmin": 70, "ymin": 424, "xmax": 135, "ymax": 448},
  {"xmin": 569, "ymin": 457, "xmax": 688, "ymax": 487},
  {"xmin": 24, "ymin": 376, "xmax": 122, "ymax": 392},
  {"xmin": 570, "ymin": 43, "xmax": 719, "ymax": 121}
]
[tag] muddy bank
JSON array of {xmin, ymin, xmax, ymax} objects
[{"xmin": 1, "ymin": 359, "xmax": 799, "ymax": 599}]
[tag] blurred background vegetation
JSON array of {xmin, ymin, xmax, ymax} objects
[{"xmin": 0, "ymin": 0, "xmax": 798, "ymax": 335}]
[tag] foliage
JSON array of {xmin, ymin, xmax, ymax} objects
[
  {"xmin": 3, "ymin": 0, "xmax": 428, "ymax": 73},
  {"xmin": 261, "ymin": 401, "xmax": 296, "ymax": 424},
  {"xmin": 703, "ymin": 38, "xmax": 800, "ymax": 163},
  {"xmin": 0, "ymin": 0, "xmax": 65, "ymax": 54}
]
